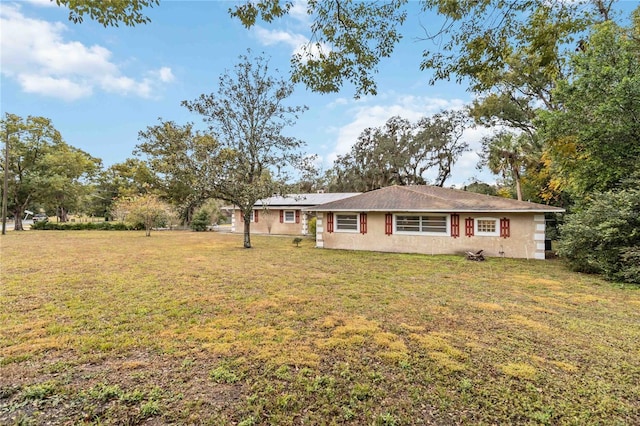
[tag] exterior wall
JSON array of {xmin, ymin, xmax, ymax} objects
[
  {"xmin": 231, "ymin": 209, "xmax": 307, "ymax": 235},
  {"xmin": 318, "ymin": 212, "xmax": 546, "ymax": 260}
]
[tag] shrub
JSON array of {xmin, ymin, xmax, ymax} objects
[
  {"xmin": 31, "ymin": 221, "xmax": 47, "ymax": 230},
  {"xmin": 112, "ymin": 195, "xmax": 175, "ymax": 236},
  {"xmin": 191, "ymin": 209, "xmax": 211, "ymax": 232},
  {"xmin": 30, "ymin": 221, "xmax": 135, "ymax": 231},
  {"xmin": 558, "ymin": 188, "xmax": 640, "ymax": 284},
  {"xmin": 308, "ymin": 216, "xmax": 317, "ymax": 239}
]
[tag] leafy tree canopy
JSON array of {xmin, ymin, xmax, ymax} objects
[
  {"xmin": 182, "ymin": 51, "xmax": 309, "ymax": 248},
  {"xmin": 54, "ymin": 0, "xmax": 159, "ymax": 27},
  {"xmin": 87, "ymin": 158, "xmax": 158, "ymax": 218},
  {"xmin": 136, "ymin": 120, "xmax": 219, "ymax": 224},
  {"xmin": 537, "ymin": 13, "xmax": 640, "ymax": 197},
  {"xmin": 1, "ymin": 113, "xmax": 96, "ymax": 229},
  {"xmin": 55, "ymin": 0, "xmax": 616, "ymax": 101},
  {"xmin": 328, "ymin": 111, "xmax": 470, "ymax": 192}
]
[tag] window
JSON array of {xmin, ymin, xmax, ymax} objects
[
  {"xmin": 395, "ymin": 215, "xmax": 448, "ymax": 235},
  {"xmin": 284, "ymin": 210, "xmax": 295, "ymax": 223},
  {"xmin": 396, "ymin": 215, "xmax": 420, "ymax": 232},
  {"xmin": 249, "ymin": 210, "xmax": 258, "ymax": 223},
  {"xmin": 475, "ymin": 218, "xmax": 499, "ymax": 236},
  {"xmin": 336, "ymin": 214, "xmax": 358, "ymax": 232}
]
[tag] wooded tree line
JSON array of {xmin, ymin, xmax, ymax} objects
[{"xmin": 2, "ymin": 0, "xmax": 638, "ymax": 281}]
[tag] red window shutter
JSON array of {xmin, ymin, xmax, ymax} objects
[
  {"xmin": 254, "ymin": 210, "xmax": 259, "ymax": 223},
  {"xmin": 295, "ymin": 210, "xmax": 300, "ymax": 224},
  {"xmin": 465, "ymin": 217, "xmax": 474, "ymax": 237},
  {"xmin": 360, "ymin": 213, "xmax": 367, "ymax": 234},
  {"xmin": 327, "ymin": 212, "xmax": 334, "ymax": 233},
  {"xmin": 385, "ymin": 213, "xmax": 393, "ymax": 235},
  {"xmin": 500, "ymin": 217, "xmax": 510, "ymax": 238},
  {"xmin": 279, "ymin": 210, "xmax": 283, "ymax": 223},
  {"xmin": 451, "ymin": 214, "xmax": 460, "ymax": 238}
]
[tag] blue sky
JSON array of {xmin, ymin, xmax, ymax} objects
[{"xmin": 2, "ymin": 1, "xmax": 633, "ymax": 188}]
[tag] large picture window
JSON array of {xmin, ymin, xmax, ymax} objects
[
  {"xmin": 336, "ymin": 214, "xmax": 358, "ymax": 232},
  {"xmin": 395, "ymin": 215, "xmax": 448, "ymax": 235}
]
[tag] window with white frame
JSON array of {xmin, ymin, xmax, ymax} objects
[
  {"xmin": 475, "ymin": 218, "xmax": 499, "ymax": 236},
  {"xmin": 284, "ymin": 210, "xmax": 295, "ymax": 223},
  {"xmin": 336, "ymin": 214, "xmax": 358, "ymax": 232},
  {"xmin": 395, "ymin": 215, "xmax": 448, "ymax": 234}
]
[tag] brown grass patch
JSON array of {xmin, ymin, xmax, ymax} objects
[{"xmin": 500, "ymin": 362, "xmax": 538, "ymax": 380}]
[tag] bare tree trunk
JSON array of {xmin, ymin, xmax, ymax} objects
[
  {"xmin": 12, "ymin": 194, "xmax": 32, "ymax": 230},
  {"xmin": 13, "ymin": 207, "xmax": 24, "ymax": 231},
  {"xmin": 243, "ymin": 216, "xmax": 251, "ymax": 248},
  {"xmin": 513, "ymin": 166, "xmax": 523, "ymax": 201},
  {"xmin": 58, "ymin": 206, "xmax": 69, "ymax": 222}
]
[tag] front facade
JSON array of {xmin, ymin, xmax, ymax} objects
[
  {"xmin": 231, "ymin": 193, "xmax": 360, "ymax": 235},
  {"xmin": 309, "ymin": 186, "xmax": 564, "ymax": 260}
]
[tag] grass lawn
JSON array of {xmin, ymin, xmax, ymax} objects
[{"xmin": 1, "ymin": 231, "xmax": 639, "ymax": 425}]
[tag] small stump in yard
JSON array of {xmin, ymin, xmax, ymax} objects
[{"xmin": 293, "ymin": 237, "xmax": 303, "ymax": 247}]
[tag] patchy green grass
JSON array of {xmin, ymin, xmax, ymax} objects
[{"xmin": 1, "ymin": 231, "xmax": 639, "ymax": 425}]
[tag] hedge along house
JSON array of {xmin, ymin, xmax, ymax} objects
[
  {"xmin": 231, "ymin": 193, "xmax": 360, "ymax": 236},
  {"xmin": 307, "ymin": 185, "xmax": 565, "ymax": 260}
]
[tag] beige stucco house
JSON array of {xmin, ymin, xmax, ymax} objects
[
  {"xmin": 231, "ymin": 192, "xmax": 360, "ymax": 235},
  {"xmin": 306, "ymin": 185, "xmax": 564, "ymax": 260}
]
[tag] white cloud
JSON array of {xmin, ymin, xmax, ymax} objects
[
  {"xmin": 325, "ymin": 93, "xmax": 498, "ymax": 186},
  {"xmin": 254, "ymin": 26, "xmax": 307, "ymax": 47},
  {"xmin": 23, "ymin": 0, "xmax": 57, "ymax": 7},
  {"xmin": 101, "ymin": 74, "xmax": 152, "ymax": 98},
  {"xmin": 254, "ymin": 25, "xmax": 329, "ymax": 62},
  {"xmin": 288, "ymin": 1, "xmax": 310, "ymax": 24},
  {"xmin": 156, "ymin": 67, "xmax": 175, "ymax": 83},
  {"xmin": 328, "ymin": 94, "xmax": 466, "ymax": 161},
  {"xmin": 18, "ymin": 74, "xmax": 92, "ymax": 101},
  {"xmin": 0, "ymin": 4, "xmax": 174, "ymax": 101}
]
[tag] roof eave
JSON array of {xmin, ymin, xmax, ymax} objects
[{"xmin": 307, "ymin": 208, "xmax": 565, "ymax": 213}]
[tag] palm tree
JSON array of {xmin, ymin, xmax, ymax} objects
[{"xmin": 479, "ymin": 131, "xmax": 537, "ymax": 201}]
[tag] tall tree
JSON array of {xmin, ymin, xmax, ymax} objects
[
  {"xmin": 40, "ymin": 143, "xmax": 101, "ymax": 222},
  {"xmin": 478, "ymin": 131, "xmax": 538, "ymax": 201},
  {"xmin": 1, "ymin": 114, "xmax": 62, "ymax": 230},
  {"xmin": 182, "ymin": 51, "xmax": 308, "ymax": 248},
  {"xmin": 330, "ymin": 111, "xmax": 470, "ymax": 192},
  {"xmin": 538, "ymin": 13, "xmax": 640, "ymax": 198},
  {"xmin": 331, "ymin": 116, "xmax": 415, "ymax": 192},
  {"xmin": 415, "ymin": 110, "xmax": 470, "ymax": 187},
  {"xmin": 90, "ymin": 159, "xmax": 158, "ymax": 218},
  {"xmin": 136, "ymin": 120, "xmax": 219, "ymax": 224}
]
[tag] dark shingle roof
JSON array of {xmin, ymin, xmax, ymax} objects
[{"xmin": 306, "ymin": 186, "xmax": 564, "ymax": 213}]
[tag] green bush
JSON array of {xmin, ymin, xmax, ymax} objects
[
  {"xmin": 308, "ymin": 216, "xmax": 317, "ymax": 239},
  {"xmin": 191, "ymin": 209, "xmax": 211, "ymax": 232},
  {"xmin": 30, "ymin": 221, "xmax": 135, "ymax": 231},
  {"xmin": 30, "ymin": 221, "xmax": 48, "ymax": 230},
  {"xmin": 558, "ymin": 188, "xmax": 640, "ymax": 284}
]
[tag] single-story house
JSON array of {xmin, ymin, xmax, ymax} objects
[
  {"xmin": 231, "ymin": 192, "xmax": 360, "ymax": 235},
  {"xmin": 306, "ymin": 185, "xmax": 564, "ymax": 260}
]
